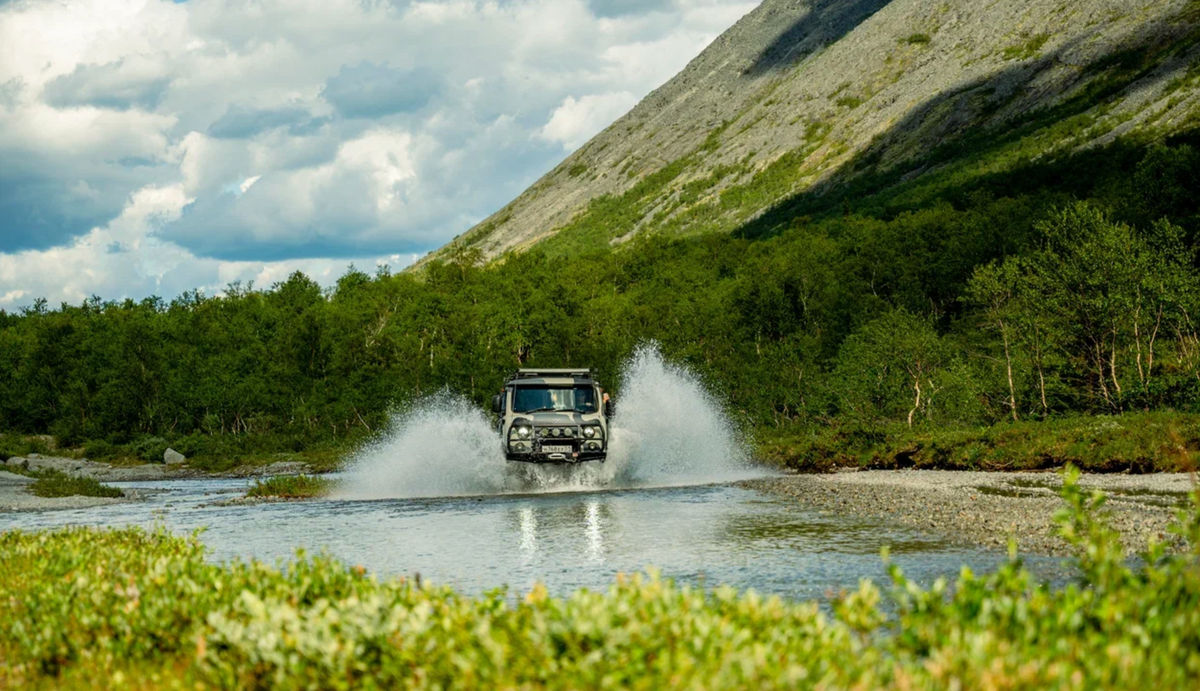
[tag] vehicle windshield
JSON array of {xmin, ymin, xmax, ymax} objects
[{"xmin": 511, "ymin": 385, "xmax": 597, "ymax": 413}]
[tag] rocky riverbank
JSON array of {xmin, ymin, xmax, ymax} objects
[
  {"xmin": 0, "ymin": 455, "xmax": 319, "ymax": 512},
  {"xmin": 745, "ymin": 470, "xmax": 1197, "ymax": 556},
  {"xmin": 1, "ymin": 454, "xmax": 314, "ymax": 482}
]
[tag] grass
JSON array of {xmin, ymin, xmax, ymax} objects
[
  {"xmin": 27, "ymin": 470, "xmax": 123, "ymax": 499},
  {"xmin": 246, "ymin": 474, "xmax": 333, "ymax": 499},
  {"xmin": 1002, "ymin": 33, "xmax": 1050, "ymax": 61},
  {"xmin": 1, "ymin": 469, "xmax": 1198, "ymax": 687},
  {"xmin": 755, "ymin": 411, "xmax": 1200, "ymax": 473}
]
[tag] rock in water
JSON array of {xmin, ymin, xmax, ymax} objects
[{"xmin": 163, "ymin": 448, "xmax": 186, "ymax": 465}]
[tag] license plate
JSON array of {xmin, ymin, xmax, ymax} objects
[{"xmin": 542, "ymin": 445, "xmax": 572, "ymax": 453}]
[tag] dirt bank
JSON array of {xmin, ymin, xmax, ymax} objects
[{"xmin": 745, "ymin": 470, "xmax": 1197, "ymax": 556}]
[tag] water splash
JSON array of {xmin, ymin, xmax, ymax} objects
[
  {"xmin": 335, "ymin": 344, "xmax": 767, "ymax": 500},
  {"xmin": 604, "ymin": 343, "xmax": 761, "ymax": 487},
  {"xmin": 333, "ymin": 393, "xmax": 507, "ymax": 500}
]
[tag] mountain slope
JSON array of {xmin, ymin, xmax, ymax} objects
[{"xmin": 439, "ymin": 0, "xmax": 1200, "ymax": 260}]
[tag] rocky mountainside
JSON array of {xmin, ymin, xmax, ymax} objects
[{"xmin": 435, "ymin": 0, "xmax": 1200, "ymax": 261}]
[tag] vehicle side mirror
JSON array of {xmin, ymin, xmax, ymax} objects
[
  {"xmin": 491, "ymin": 394, "xmax": 503, "ymax": 414},
  {"xmin": 604, "ymin": 400, "xmax": 614, "ymax": 417}
]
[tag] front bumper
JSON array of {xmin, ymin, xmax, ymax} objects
[{"xmin": 506, "ymin": 442, "xmax": 606, "ymax": 463}]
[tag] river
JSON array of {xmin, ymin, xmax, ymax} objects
[{"xmin": 0, "ymin": 476, "xmax": 1069, "ymax": 598}]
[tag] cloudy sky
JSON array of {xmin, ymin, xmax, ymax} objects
[{"xmin": 0, "ymin": 0, "xmax": 755, "ymax": 310}]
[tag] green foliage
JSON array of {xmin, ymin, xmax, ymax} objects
[
  {"xmin": 902, "ymin": 33, "xmax": 931, "ymax": 45},
  {"xmin": 0, "ymin": 434, "xmax": 52, "ymax": 461},
  {"xmin": 4, "ymin": 474, "xmax": 1200, "ymax": 687},
  {"xmin": 130, "ymin": 436, "xmax": 169, "ymax": 462},
  {"xmin": 756, "ymin": 411, "xmax": 1200, "ymax": 472},
  {"xmin": 27, "ymin": 470, "xmax": 124, "ymax": 498},
  {"xmin": 246, "ymin": 474, "xmax": 333, "ymax": 499}
]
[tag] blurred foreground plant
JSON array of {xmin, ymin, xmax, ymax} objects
[{"xmin": 1, "ymin": 466, "xmax": 1198, "ymax": 689}]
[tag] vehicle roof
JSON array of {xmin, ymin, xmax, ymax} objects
[
  {"xmin": 506, "ymin": 368, "xmax": 598, "ymax": 387},
  {"xmin": 514, "ymin": 368, "xmax": 591, "ymax": 377},
  {"xmin": 510, "ymin": 377, "xmax": 596, "ymax": 387}
]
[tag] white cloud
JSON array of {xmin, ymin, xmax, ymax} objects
[
  {"xmin": 541, "ymin": 92, "xmax": 638, "ymax": 150},
  {"xmin": 0, "ymin": 0, "xmax": 756, "ymax": 309}
]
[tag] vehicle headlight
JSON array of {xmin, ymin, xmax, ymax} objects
[
  {"xmin": 552, "ymin": 427, "xmax": 562, "ymax": 437},
  {"xmin": 509, "ymin": 425, "xmax": 531, "ymax": 440},
  {"xmin": 583, "ymin": 426, "xmax": 596, "ymax": 438}
]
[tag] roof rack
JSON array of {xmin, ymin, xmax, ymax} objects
[{"xmin": 511, "ymin": 368, "xmax": 592, "ymax": 379}]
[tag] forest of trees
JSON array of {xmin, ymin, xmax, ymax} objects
[{"xmin": 1, "ymin": 139, "xmax": 1198, "ymax": 461}]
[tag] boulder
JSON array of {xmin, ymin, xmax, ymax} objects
[{"xmin": 163, "ymin": 448, "xmax": 186, "ymax": 465}]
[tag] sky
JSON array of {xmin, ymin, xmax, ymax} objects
[{"xmin": 0, "ymin": 0, "xmax": 756, "ymax": 310}]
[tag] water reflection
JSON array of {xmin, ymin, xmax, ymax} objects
[
  {"xmin": 518, "ymin": 506, "xmax": 536, "ymax": 562},
  {"xmin": 586, "ymin": 500, "xmax": 604, "ymax": 563},
  {"xmin": 508, "ymin": 496, "xmax": 613, "ymax": 566}
]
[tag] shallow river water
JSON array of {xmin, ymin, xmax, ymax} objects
[{"xmin": 0, "ymin": 477, "xmax": 1070, "ymax": 599}]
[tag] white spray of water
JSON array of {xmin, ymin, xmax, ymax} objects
[
  {"xmin": 335, "ymin": 344, "xmax": 768, "ymax": 500},
  {"xmin": 334, "ymin": 393, "xmax": 507, "ymax": 500},
  {"xmin": 604, "ymin": 343, "xmax": 762, "ymax": 486}
]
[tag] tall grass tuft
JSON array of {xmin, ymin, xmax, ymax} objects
[
  {"xmin": 27, "ymin": 470, "xmax": 123, "ymax": 498},
  {"xmin": 246, "ymin": 474, "xmax": 332, "ymax": 498}
]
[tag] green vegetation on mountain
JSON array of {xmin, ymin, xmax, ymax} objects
[
  {"xmin": 4, "ymin": 471, "xmax": 1200, "ymax": 687},
  {"xmin": 450, "ymin": 0, "xmax": 1200, "ymax": 260}
]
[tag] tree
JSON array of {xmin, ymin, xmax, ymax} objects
[
  {"xmin": 965, "ymin": 261, "xmax": 1022, "ymax": 421},
  {"xmin": 832, "ymin": 309, "xmax": 955, "ymax": 426}
]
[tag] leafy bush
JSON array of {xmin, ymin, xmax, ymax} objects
[
  {"xmin": 0, "ymin": 434, "xmax": 52, "ymax": 461},
  {"xmin": 758, "ymin": 411, "xmax": 1200, "ymax": 472},
  {"xmin": 903, "ymin": 33, "xmax": 931, "ymax": 45},
  {"xmin": 130, "ymin": 436, "xmax": 170, "ymax": 463},
  {"xmin": 2, "ymin": 469, "xmax": 1199, "ymax": 688},
  {"xmin": 246, "ymin": 474, "xmax": 332, "ymax": 498},
  {"xmin": 81, "ymin": 438, "xmax": 118, "ymax": 460},
  {"xmin": 27, "ymin": 470, "xmax": 123, "ymax": 498}
]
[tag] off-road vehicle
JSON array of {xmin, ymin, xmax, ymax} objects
[{"xmin": 492, "ymin": 368, "xmax": 612, "ymax": 463}]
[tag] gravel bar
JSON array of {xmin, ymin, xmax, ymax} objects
[{"xmin": 744, "ymin": 470, "xmax": 1198, "ymax": 556}]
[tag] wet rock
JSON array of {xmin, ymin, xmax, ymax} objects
[{"xmin": 163, "ymin": 448, "xmax": 186, "ymax": 465}]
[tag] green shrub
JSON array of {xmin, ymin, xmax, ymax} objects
[
  {"xmin": 81, "ymin": 439, "xmax": 117, "ymax": 460},
  {"xmin": 130, "ymin": 436, "xmax": 169, "ymax": 462},
  {"xmin": 246, "ymin": 474, "xmax": 332, "ymax": 499},
  {"xmin": 758, "ymin": 411, "xmax": 1200, "ymax": 472},
  {"xmin": 0, "ymin": 435, "xmax": 51, "ymax": 461},
  {"xmin": 903, "ymin": 33, "xmax": 931, "ymax": 45},
  {"xmin": 27, "ymin": 470, "xmax": 123, "ymax": 499}
]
